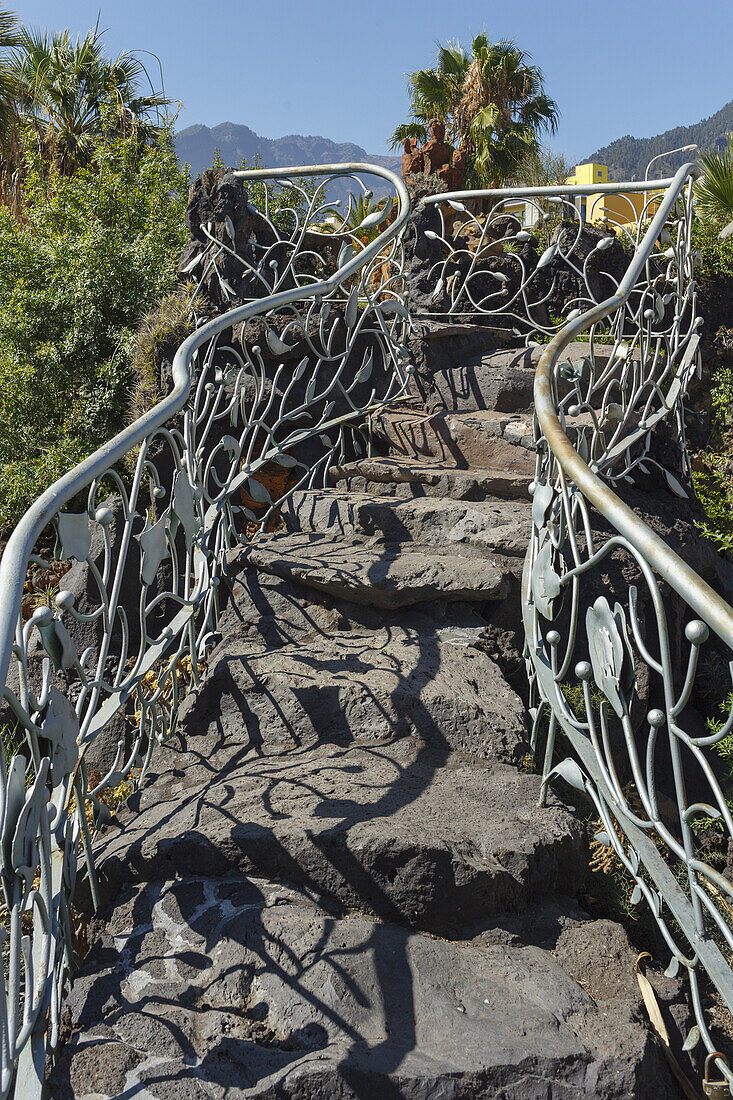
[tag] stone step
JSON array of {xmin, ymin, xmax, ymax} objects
[
  {"xmin": 371, "ymin": 406, "xmax": 535, "ymax": 466},
  {"xmin": 330, "ymin": 454, "xmax": 533, "ymax": 500},
  {"xmin": 92, "ymin": 738, "xmax": 584, "ymax": 935},
  {"xmin": 143, "ymin": 604, "xmax": 527, "ymax": 761},
  {"xmin": 246, "ymin": 530, "xmax": 511, "ymax": 608},
  {"xmin": 51, "ymin": 877, "xmax": 683, "ymax": 1099},
  {"xmin": 282, "ymin": 489, "xmax": 532, "ymax": 558},
  {"xmin": 410, "ymin": 340, "xmax": 639, "ymax": 415}
]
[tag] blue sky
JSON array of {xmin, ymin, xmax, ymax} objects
[{"xmin": 11, "ymin": 0, "xmax": 733, "ymax": 161}]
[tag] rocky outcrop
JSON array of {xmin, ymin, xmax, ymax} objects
[
  {"xmin": 178, "ymin": 169, "xmax": 264, "ymax": 310},
  {"xmin": 402, "ymin": 119, "xmax": 469, "ymax": 191}
]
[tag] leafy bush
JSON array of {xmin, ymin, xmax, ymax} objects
[
  {"xmin": 0, "ymin": 124, "xmax": 188, "ymax": 529},
  {"xmin": 690, "ymin": 218, "xmax": 733, "ymax": 279},
  {"xmin": 692, "ymin": 365, "xmax": 733, "ymax": 551}
]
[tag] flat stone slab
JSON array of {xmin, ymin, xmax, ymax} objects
[
  {"xmin": 246, "ymin": 531, "xmax": 510, "ymax": 607},
  {"xmin": 91, "ymin": 738, "xmax": 584, "ymax": 933},
  {"xmin": 151, "ymin": 612, "xmax": 527, "ymax": 761},
  {"xmin": 282, "ymin": 490, "xmax": 533, "ymax": 557},
  {"xmin": 50, "ymin": 878, "xmax": 678, "ymax": 1099},
  {"xmin": 330, "ymin": 454, "xmax": 532, "ymax": 500},
  {"xmin": 413, "ymin": 341, "xmax": 640, "ymax": 415},
  {"xmin": 372, "ymin": 406, "xmax": 536, "ymax": 466}
]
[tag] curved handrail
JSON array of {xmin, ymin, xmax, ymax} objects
[
  {"xmin": 0, "ymin": 162, "xmax": 410, "ymax": 696},
  {"xmin": 420, "ymin": 175, "xmax": 679, "ymax": 205},
  {"xmin": 531, "ymin": 163, "xmax": 733, "ymax": 645},
  {"xmin": 422, "ymin": 162, "xmax": 733, "ymax": 1078},
  {"xmin": 0, "ymin": 161, "xmax": 410, "ymax": 1099},
  {"xmin": 522, "ymin": 161, "xmax": 733, "ymax": 1079},
  {"xmin": 3, "ymin": 153, "xmax": 729, "ymax": 1093}
]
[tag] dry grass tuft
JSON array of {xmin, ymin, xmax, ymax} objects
[{"xmin": 128, "ymin": 285, "xmax": 197, "ymax": 423}]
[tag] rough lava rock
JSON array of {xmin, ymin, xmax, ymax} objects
[
  {"xmin": 167, "ymin": 608, "xmax": 527, "ymax": 761},
  {"xmin": 89, "ymin": 737, "xmax": 585, "ymax": 934},
  {"xmin": 49, "ymin": 878, "xmax": 683, "ymax": 1100}
]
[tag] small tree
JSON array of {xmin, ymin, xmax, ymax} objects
[
  {"xmin": 504, "ymin": 146, "xmax": 572, "ymax": 189},
  {"xmin": 0, "ymin": 121, "xmax": 188, "ymax": 527}
]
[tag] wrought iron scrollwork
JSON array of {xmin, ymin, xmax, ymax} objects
[
  {"xmin": 517, "ymin": 164, "xmax": 733, "ymax": 1087},
  {"xmin": 0, "ymin": 163, "xmax": 410, "ymax": 1098}
]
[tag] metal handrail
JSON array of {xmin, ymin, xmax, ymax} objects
[
  {"xmin": 3, "ymin": 154, "xmax": 729, "ymax": 1093},
  {"xmin": 531, "ymin": 163, "xmax": 733, "ymax": 645},
  {"xmin": 521, "ymin": 162, "xmax": 733, "ymax": 1081},
  {"xmin": 420, "ymin": 176, "xmax": 679, "ymax": 205},
  {"xmin": 0, "ymin": 162, "xmax": 410, "ymax": 699},
  {"xmin": 0, "ymin": 161, "xmax": 410, "ymax": 1099}
]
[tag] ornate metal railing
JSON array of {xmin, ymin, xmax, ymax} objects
[
  {"xmin": 418, "ymin": 177, "xmax": 683, "ymax": 340},
  {"xmin": 514, "ymin": 165, "xmax": 732, "ymax": 1085},
  {"xmin": 2, "ymin": 155, "xmax": 732, "ymax": 1095},
  {"xmin": 419, "ymin": 166, "xmax": 733, "ymax": 1083},
  {"xmin": 0, "ymin": 163, "xmax": 410, "ymax": 1098}
]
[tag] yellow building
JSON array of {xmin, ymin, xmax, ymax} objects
[{"xmin": 565, "ymin": 162, "xmax": 662, "ymax": 225}]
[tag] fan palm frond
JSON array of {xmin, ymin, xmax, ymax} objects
[
  {"xmin": 389, "ymin": 121, "xmax": 429, "ymax": 150},
  {"xmin": 8, "ymin": 22, "xmax": 172, "ymax": 173},
  {"xmin": 695, "ymin": 136, "xmax": 733, "ymax": 224}
]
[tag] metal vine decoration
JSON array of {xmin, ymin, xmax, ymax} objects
[
  {"xmin": 0, "ymin": 156, "xmax": 731, "ymax": 1098},
  {"xmin": 419, "ymin": 181, "xmax": 687, "ymax": 341},
  {"xmin": 0, "ymin": 163, "xmax": 410, "ymax": 1098},
  {"xmin": 513, "ymin": 164, "xmax": 733, "ymax": 1087}
]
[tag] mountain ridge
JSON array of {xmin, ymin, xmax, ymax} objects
[
  {"xmin": 585, "ymin": 99, "xmax": 733, "ymax": 181},
  {"xmin": 175, "ymin": 100, "xmax": 733, "ymax": 193},
  {"xmin": 175, "ymin": 122, "xmax": 400, "ymax": 198}
]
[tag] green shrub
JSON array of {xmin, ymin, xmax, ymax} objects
[
  {"xmin": 690, "ymin": 218, "xmax": 733, "ymax": 279},
  {"xmin": 0, "ymin": 124, "xmax": 188, "ymax": 530},
  {"xmin": 692, "ymin": 365, "xmax": 733, "ymax": 551}
]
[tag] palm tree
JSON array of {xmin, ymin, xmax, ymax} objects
[
  {"xmin": 0, "ymin": 9, "xmax": 20, "ymax": 156},
  {"xmin": 390, "ymin": 34, "xmax": 559, "ymax": 188},
  {"xmin": 390, "ymin": 39, "xmax": 471, "ymax": 151},
  {"xmin": 695, "ymin": 136, "xmax": 733, "ymax": 225},
  {"xmin": 10, "ymin": 22, "xmax": 171, "ymax": 173}
]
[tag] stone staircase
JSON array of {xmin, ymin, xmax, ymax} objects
[{"xmin": 50, "ymin": 339, "xmax": 689, "ymax": 1099}]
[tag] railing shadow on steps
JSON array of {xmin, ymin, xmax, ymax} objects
[
  {"xmin": 0, "ymin": 163, "xmax": 412, "ymax": 1098},
  {"xmin": 1, "ymin": 156, "xmax": 733, "ymax": 1094},
  {"xmin": 418, "ymin": 164, "xmax": 733, "ymax": 1085}
]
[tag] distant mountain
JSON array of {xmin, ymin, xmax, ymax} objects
[
  {"xmin": 586, "ymin": 100, "xmax": 733, "ymax": 181},
  {"xmin": 175, "ymin": 122, "xmax": 401, "ymax": 204}
]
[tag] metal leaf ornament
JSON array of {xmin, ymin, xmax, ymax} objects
[
  {"xmin": 2, "ymin": 757, "xmax": 50, "ymax": 889},
  {"xmin": 136, "ymin": 511, "xmax": 171, "ymax": 586},
  {"xmin": 585, "ymin": 597, "xmax": 635, "ymax": 717},
  {"xmin": 56, "ymin": 513, "xmax": 91, "ymax": 563},
  {"xmin": 39, "ymin": 686, "xmax": 80, "ymax": 787},
  {"xmin": 265, "ymin": 327, "xmax": 293, "ymax": 356},
  {"xmin": 38, "ymin": 615, "xmax": 78, "ymax": 672},
  {"xmin": 531, "ymin": 536, "xmax": 562, "ymax": 619},
  {"xmin": 173, "ymin": 469, "xmax": 197, "ymax": 545},
  {"xmin": 532, "ymin": 481, "xmax": 556, "ymax": 531},
  {"xmin": 346, "ymin": 286, "xmax": 359, "ymax": 329}
]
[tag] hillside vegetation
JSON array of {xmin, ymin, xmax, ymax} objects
[
  {"xmin": 587, "ymin": 99, "xmax": 733, "ymax": 180},
  {"xmin": 0, "ymin": 15, "xmax": 188, "ymax": 529}
]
